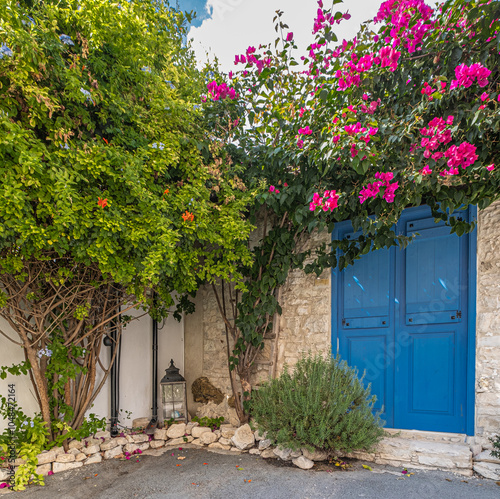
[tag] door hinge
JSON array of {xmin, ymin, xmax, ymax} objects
[
  {"xmin": 342, "ymin": 318, "xmax": 346, "ymax": 326},
  {"xmin": 457, "ymin": 310, "xmax": 462, "ymax": 319}
]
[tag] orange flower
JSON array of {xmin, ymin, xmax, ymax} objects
[
  {"xmin": 182, "ymin": 211, "xmax": 194, "ymax": 222},
  {"xmin": 102, "ymin": 137, "xmax": 108, "ymax": 145},
  {"xmin": 164, "ymin": 189, "xmax": 169, "ymax": 195},
  {"xmin": 98, "ymin": 197, "xmax": 108, "ymax": 208}
]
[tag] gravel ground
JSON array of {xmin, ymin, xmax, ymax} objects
[{"xmin": 9, "ymin": 445, "xmax": 500, "ymax": 499}]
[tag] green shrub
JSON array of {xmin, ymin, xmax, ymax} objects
[
  {"xmin": 490, "ymin": 434, "xmax": 500, "ymax": 459},
  {"xmin": 250, "ymin": 354, "xmax": 384, "ymax": 454}
]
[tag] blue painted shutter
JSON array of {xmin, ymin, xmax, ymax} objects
[
  {"xmin": 342, "ymin": 231, "xmax": 390, "ymax": 329},
  {"xmin": 405, "ymin": 219, "xmax": 462, "ymax": 325}
]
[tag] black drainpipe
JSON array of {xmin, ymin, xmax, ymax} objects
[
  {"xmin": 145, "ymin": 296, "xmax": 159, "ymax": 434},
  {"xmin": 104, "ymin": 308, "xmax": 121, "ymax": 437}
]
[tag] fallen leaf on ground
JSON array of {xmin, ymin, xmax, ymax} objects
[
  {"xmin": 203, "ymin": 463, "xmax": 208, "ymax": 465},
  {"xmin": 177, "ymin": 457, "xmax": 186, "ymax": 460},
  {"xmin": 176, "ymin": 464, "xmax": 181, "ymax": 467},
  {"xmin": 362, "ymin": 465, "xmax": 372, "ymax": 471},
  {"xmin": 244, "ymin": 479, "xmax": 252, "ymax": 483},
  {"xmin": 445, "ymin": 479, "xmax": 452, "ymax": 482}
]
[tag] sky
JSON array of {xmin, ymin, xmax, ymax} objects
[{"xmin": 176, "ymin": 0, "xmax": 382, "ymax": 71}]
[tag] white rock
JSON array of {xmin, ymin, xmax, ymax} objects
[
  {"xmin": 84, "ymin": 454, "xmax": 102, "ymax": 465},
  {"xmin": 200, "ymin": 432, "xmax": 218, "ymax": 445},
  {"xmin": 473, "ymin": 462, "xmax": 500, "ymax": 480},
  {"xmin": 260, "ymin": 448, "xmax": 276, "ymax": 459},
  {"xmin": 123, "ymin": 443, "xmax": 139, "ymax": 454},
  {"xmin": 132, "ymin": 417, "xmax": 150, "ymax": 429},
  {"xmin": 166, "ymin": 424, "xmax": 186, "ymax": 439},
  {"xmin": 191, "ymin": 439, "xmax": 203, "ymax": 446},
  {"xmin": 114, "ymin": 437, "xmax": 128, "ymax": 446},
  {"xmin": 150, "ymin": 440, "xmax": 165, "ymax": 449},
  {"xmin": 292, "ymin": 456, "xmax": 314, "ymax": 470},
  {"xmin": 53, "ymin": 462, "xmax": 83, "ymax": 473},
  {"xmin": 35, "ymin": 464, "xmax": 52, "ymax": 476},
  {"xmin": 75, "ymin": 453, "xmax": 87, "ymax": 462},
  {"xmin": 219, "ymin": 437, "xmax": 231, "ymax": 446},
  {"xmin": 259, "ymin": 439, "xmax": 272, "ymax": 451},
  {"xmin": 470, "ymin": 444, "xmax": 482, "ymax": 457},
  {"xmin": 0, "ymin": 468, "xmax": 9, "ymax": 481},
  {"xmin": 220, "ymin": 426, "xmax": 237, "ymax": 439},
  {"xmin": 475, "ymin": 450, "xmax": 500, "ymax": 464},
  {"xmin": 273, "ymin": 447, "xmax": 292, "ymax": 461},
  {"xmin": 83, "ymin": 445, "xmax": 100, "ymax": 456},
  {"xmin": 52, "ymin": 446, "xmax": 65, "ymax": 456},
  {"xmin": 185, "ymin": 422, "xmax": 198, "ymax": 435},
  {"xmin": 231, "ymin": 424, "xmax": 255, "ymax": 450},
  {"xmin": 68, "ymin": 448, "xmax": 80, "ymax": 456},
  {"xmin": 131, "ymin": 434, "xmax": 149, "ymax": 444},
  {"xmin": 154, "ymin": 429, "xmax": 168, "ymax": 441},
  {"xmin": 104, "ymin": 446, "xmax": 123, "ymax": 460},
  {"xmin": 100, "ymin": 439, "xmax": 119, "ymax": 451},
  {"xmin": 56, "ymin": 453, "xmax": 75, "ymax": 463},
  {"xmin": 208, "ymin": 442, "xmax": 231, "ymax": 451},
  {"xmin": 94, "ymin": 431, "xmax": 111, "ymax": 439},
  {"xmin": 255, "ymin": 430, "xmax": 267, "ymax": 441},
  {"xmin": 192, "ymin": 426, "xmax": 212, "ymax": 438},
  {"xmin": 68, "ymin": 440, "xmax": 84, "ymax": 450},
  {"xmin": 36, "ymin": 450, "xmax": 57, "ymax": 465},
  {"xmin": 137, "ymin": 442, "xmax": 150, "ymax": 451},
  {"xmin": 168, "ymin": 437, "xmax": 191, "ymax": 446},
  {"xmin": 302, "ymin": 448, "xmax": 328, "ymax": 461},
  {"xmin": 249, "ymin": 448, "xmax": 261, "ymax": 455}
]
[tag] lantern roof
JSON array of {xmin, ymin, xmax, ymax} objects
[{"xmin": 160, "ymin": 359, "xmax": 185, "ymax": 383}]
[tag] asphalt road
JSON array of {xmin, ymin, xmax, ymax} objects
[{"xmin": 12, "ymin": 445, "xmax": 500, "ymax": 499}]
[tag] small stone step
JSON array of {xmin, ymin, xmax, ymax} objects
[{"xmin": 344, "ymin": 436, "xmax": 472, "ymax": 476}]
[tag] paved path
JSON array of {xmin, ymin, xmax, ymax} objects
[{"xmin": 12, "ymin": 446, "xmax": 500, "ymax": 499}]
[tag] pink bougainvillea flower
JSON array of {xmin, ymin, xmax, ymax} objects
[
  {"xmin": 298, "ymin": 126, "xmax": 313, "ymax": 135},
  {"xmin": 420, "ymin": 165, "xmax": 432, "ymax": 175},
  {"xmin": 286, "ymin": 32, "xmax": 294, "ymax": 42},
  {"xmin": 0, "ymin": 483, "xmax": 9, "ymax": 488},
  {"xmin": 486, "ymin": 164, "xmax": 495, "ymax": 171},
  {"xmin": 480, "ymin": 92, "xmax": 489, "ymax": 102},
  {"xmin": 48, "ymin": 471, "xmax": 54, "ymax": 476},
  {"xmin": 269, "ymin": 185, "xmax": 276, "ymax": 193}
]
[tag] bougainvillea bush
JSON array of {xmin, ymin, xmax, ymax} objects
[
  {"xmin": 202, "ymin": 0, "xmax": 500, "ymax": 420},
  {"xmin": 0, "ymin": 0, "xmax": 256, "ymax": 451}
]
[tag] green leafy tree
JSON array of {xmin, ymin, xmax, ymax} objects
[
  {"xmin": 0, "ymin": 0, "xmax": 255, "ymax": 440},
  {"xmin": 203, "ymin": 0, "xmax": 500, "ymax": 420}
]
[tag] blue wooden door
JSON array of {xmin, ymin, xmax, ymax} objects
[{"xmin": 336, "ymin": 207, "xmax": 471, "ymax": 433}]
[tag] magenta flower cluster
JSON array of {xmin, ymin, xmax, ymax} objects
[
  {"xmin": 309, "ymin": 190, "xmax": 340, "ymax": 212},
  {"xmin": 374, "ymin": 0, "xmax": 435, "ymax": 53},
  {"xmin": 206, "ymin": 80, "xmax": 236, "ymax": 101},
  {"xmin": 234, "ymin": 46, "xmax": 271, "ymax": 74},
  {"xmin": 449, "ymin": 63, "xmax": 491, "ymax": 90},
  {"xmin": 359, "ymin": 172, "xmax": 399, "ymax": 204},
  {"xmin": 417, "ymin": 116, "xmax": 478, "ymax": 176}
]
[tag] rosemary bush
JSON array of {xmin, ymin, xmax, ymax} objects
[{"xmin": 250, "ymin": 354, "xmax": 384, "ymax": 454}]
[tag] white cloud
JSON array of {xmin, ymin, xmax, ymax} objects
[{"xmin": 188, "ymin": 0, "xmax": 381, "ymax": 71}]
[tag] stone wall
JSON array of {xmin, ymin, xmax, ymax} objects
[
  {"xmin": 190, "ymin": 203, "xmax": 500, "ymax": 445},
  {"xmin": 475, "ymin": 200, "xmax": 500, "ymax": 446}
]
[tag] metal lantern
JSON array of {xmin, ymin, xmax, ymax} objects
[{"xmin": 160, "ymin": 359, "xmax": 188, "ymax": 423}]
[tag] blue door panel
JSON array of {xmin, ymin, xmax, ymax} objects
[
  {"xmin": 335, "ymin": 206, "xmax": 471, "ymax": 434},
  {"xmin": 343, "ymin": 335, "xmax": 389, "ymax": 418},
  {"xmin": 409, "ymin": 332, "xmax": 455, "ymax": 414}
]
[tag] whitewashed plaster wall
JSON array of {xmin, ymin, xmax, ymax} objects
[{"xmin": 0, "ymin": 308, "xmax": 184, "ymax": 431}]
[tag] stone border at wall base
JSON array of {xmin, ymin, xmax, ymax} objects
[{"xmin": 1, "ymin": 423, "xmax": 498, "ymax": 489}]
